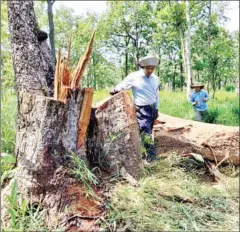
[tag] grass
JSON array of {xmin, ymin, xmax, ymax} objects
[
  {"xmin": 1, "ymin": 180, "xmax": 47, "ymax": 232},
  {"xmin": 69, "ymin": 152, "xmax": 99, "ymax": 199},
  {"xmin": 1, "ymin": 153, "xmax": 16, "ymax": 186},
  {"xmin": 93, "ymin": 89, "xmax": 239, "ymax": 126},
  {"xmin": 1, "ymin": 88, "xmax": 17, "ymax": 154},
  {"xmin": 103, "ymin": 154, "xmax": 239, "ymax": 231}
]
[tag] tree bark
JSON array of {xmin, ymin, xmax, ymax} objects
[
  {"xmin": 14, "ymin": 89, "xmax": 83, "ymax": 195},
  {"xmin": 125, "ymin": 36, "xmax": 129, "ymax": 77},
  {"xmin": 47, "ymin": 0, "xmax": 56, "ymax": 64},
  {"xmin": 207, "ymin": 0, "xmax": 212, "ymax": 94},
  {"xmin": 154, "ymin": 113, "xmax": 239, "ymax": 165},
  {"xmin": 87, "ymin": 91, "xmax": 143, "ymax": 179},
  {"xmin": 5, "ymin": 1, "xmax": 103, "ymax": 228},
  {"xmin": 7, "ymin": 0, "xmax": 54, "ymax": 96},
  {"xmin": 179, "ymin": 28, "xmax": 187, "ymax": 87},
  {"xmin": 185, "ymin": 0, "xmax": 193, "ymax": 101},
  {"xmin": 179, "ymin": 53, "xmax": 184, "ymax": 91}
]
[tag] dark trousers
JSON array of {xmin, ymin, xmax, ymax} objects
[{"xmin": 135, "ymin": 105, "xmax": 157, "ymax": 162}]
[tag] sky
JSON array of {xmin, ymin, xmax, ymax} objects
[{"xmin": 54, "ymin": 1, "xmax": 239, "ymax": 32}]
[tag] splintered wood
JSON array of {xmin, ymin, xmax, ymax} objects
[
  {"xmin": 54, "ymin": 32, "xmax": 95, "ymax": 103},
  {"xmin": 77, "ymin": 88, "xmax": 94, "ymax": 148},
  {"xmin": 53, "ymin": 32, "xmax": 95, "ymax": 149}
]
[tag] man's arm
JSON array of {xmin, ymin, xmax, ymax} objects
[
  {"xmin": 203, "ymin": 91, "xmax": 209, "ymax": 102},
  {"xmin": 110, "ymin": 74, "xmax": 134, "ymax": 95},
  {"xmin": 190, "ymin": 93, "xmax": 197, "ymax": 105}
]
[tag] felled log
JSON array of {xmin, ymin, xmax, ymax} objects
[
  {"xmin": 154, "ymin": 113, "xmax": 239, "ymax": 165},
  {"xmin": 86, "ymin": 91, "xmax": 143, "ymax": 179}
]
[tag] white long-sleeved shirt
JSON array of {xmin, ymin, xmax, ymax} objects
[{"xmin": 115, "ymin": 69, "xmax": 160, "ymax": 109}]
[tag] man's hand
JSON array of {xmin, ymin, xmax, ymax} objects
[
  {"xmin": 202, "ymin": 98, "xmax": 207, "ymax": 102},
  {"xmin": 109, "ymin": 88, "xmax": 119, "ymax": 95}
]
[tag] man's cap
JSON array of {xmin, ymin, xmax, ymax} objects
[
  {"xmin": 138, "ymin": 55, "xmax": 160, "ymax": 67},
  {"xmin": 191, "ymin": 82, "xmax": 204, "ymax": 88}
]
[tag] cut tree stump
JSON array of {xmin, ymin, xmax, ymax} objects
[
  {"xmin": 86, "ymin": 91, "xmax": 143, "ymax": 180},
  {"xmin": 5, "ymin": 1, "xmax": 104, "ymax": 229},
  {"xmin": 2, "ymin": 89, "xmax": 104, "ymax": 228},
  {"xmin": 154, "ymin": 113, "xmax": 239, "ymax": 165},
  {"xmin": 14, "ymin": 90, "xmax": 84, "ymax": 197}
]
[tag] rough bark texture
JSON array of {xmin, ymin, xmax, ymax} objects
[
  {"xmin": 14, "ymin": 89, "xmax": 83, "ymax": 197},
  {"xmin": 7, "ymin": 1, "xmax": 54, "ymax": 96},
  {"xmin": 87, "ymin": 91, "xmax": 143, "ymax": 179},
  {"xmin": 7, "ymin": 90, "xmax": 104, "ymax": 227},
  {"xmin": 4, "ymin": 1, "xmax": 104, "ymax": 229},
  {"xmin": 154, "ymin": 113, "xmax": 239, "ymax": 165},
  {"xmin": 185, "ymin": 0, "xmax": 193, "ymax": 100}
]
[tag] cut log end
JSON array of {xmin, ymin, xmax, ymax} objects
[
  {"xmin": 154, "ymin": 113, "xmax": 239, "ymax": 165},
  {"xmin": 87, "ymin": 91, "xmax": 143, "ymax": 180}
]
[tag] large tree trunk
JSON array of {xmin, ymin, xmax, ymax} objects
[
  {"xmin": 15, "ymin": 89, "xmax": 83, "ymax": 204},
  {"xmin": 7, "ymin": 1, "xmax": 54, "ymax": 96},
  {"xmin": 154, "ymin": 113, "xmax": 239, "ymax": 165},
  {"xmin": 87, "ymin": 91, "xmax": 143, "ymax": 179},
  {"xmin": 4, "ymin": 1, "xmax": 103, "ymax": 229}
]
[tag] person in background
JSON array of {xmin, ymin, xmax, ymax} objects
[
  {"xmin": 190, "ymin": 82, "xmax": 209, "ymax": 121},
  {"xmin": 110, "ymin": 55, "xmax": 160, "ymax": 164}
]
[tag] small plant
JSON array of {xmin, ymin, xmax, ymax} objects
[
  {"xmin": 2, "ymin": 180, "xmax": 46, "ymax": 231},
  {"xmin": 225, "ymin": 85, "xmax": 235, "ymax": 92},
  {"xmin": 232, "ymin": 105, "xmax": 240, "ymax": 117},
  {"xmin": 1, "ymin": 153, "xmax": 16, "ymax": 186},
  {"xmin": 202, "ymin": 108, "xmax": 219, "ymax": 123},
  {"xmin": 69, "ymin": 152, "xmax": 99, "ymax": 198}
]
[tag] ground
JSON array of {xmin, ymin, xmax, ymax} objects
[{"xmin": 102, "ymin": 154, "xmax": 239, "ymax": 231}]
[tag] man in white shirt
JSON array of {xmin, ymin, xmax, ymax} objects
[{"xmin": 110, "ymin": 55, "xmax": 160, "ymax": 163}]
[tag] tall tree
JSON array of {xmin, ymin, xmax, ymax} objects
[
  {"xmin": 47, "ymin": 0, "xmax": 56, "ymax": 63},
  {"xmin": 6, "ymin": 1, "xmax": 88, "ymax": 226},
  {"xmin": 185, "ymin": 0, "xmax": 193, "ymax": 100},
  {"xmin": 206, "ymin": 0, "xmax": 212, "ymax": 93}
]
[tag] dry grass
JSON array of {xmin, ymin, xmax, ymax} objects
[{"xmin": 103, "ymin": 154, "xmax": 239, "ymax": 231}]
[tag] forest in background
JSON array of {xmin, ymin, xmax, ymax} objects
[{"xmin": 1, "ymin": 1, "xmax": 239, "ymax": 94}]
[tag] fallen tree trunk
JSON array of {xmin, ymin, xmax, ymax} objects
[
  {"xmin": 87, "ymin": 91, "xmax": 143, "ymax": 180},
  {"xmin": 154, "ymin": 113, "xmax": 239, "ymax": 165}
]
